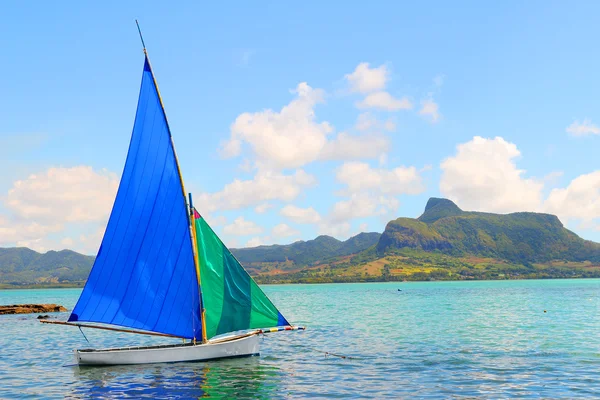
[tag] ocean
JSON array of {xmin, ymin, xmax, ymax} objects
[{"xmin": 1, "ymin": 280, "xmax": 600, "ymax": 398}]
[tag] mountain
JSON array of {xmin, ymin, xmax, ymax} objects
[
  {"xmin": 3, "ymin": 199, "xmax": 600, "ymax": 286},
  {"xmin": 0, "ymin": 247, "xmax": 94, "ymax": 285},
  {"xmin": 259, "ymin": 198, "xmax": 600, "ymax": 283},
  {"xmin": 0, "ymin": 232, "xmax": 381, "ymax": 285},
  {"xmin": 230, "ymin": 232, "xmax": 381, "ymax": 273},
  {"xmin": 376, "ymin": 198, "xmax": 600, "ymax": 264}
]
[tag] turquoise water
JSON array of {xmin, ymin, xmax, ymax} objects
[{"xmin": 1, "ymin": 280, "xmax": 600, "ymax": 398}]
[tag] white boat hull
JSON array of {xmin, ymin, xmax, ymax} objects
[{"xmin": 75, "ymin": 334, "xmax": 260, "ymax": 366}]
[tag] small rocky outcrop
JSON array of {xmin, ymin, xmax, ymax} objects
[{"xmin": 0, "ymin": 304, "xmax": 67, "ymax": 315}]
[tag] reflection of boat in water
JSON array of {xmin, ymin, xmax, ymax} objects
[
  {"xmin": 72, "ymin": 357, "xmax": 282, "ymax": 399},
  {"xmin": 42, "ymin": 22, "xmax": 303, "ymax": 365}
]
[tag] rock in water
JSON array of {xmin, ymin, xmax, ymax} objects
[{"xmin": 0, "ymin": 304, "xmax": 67, "ymax": 315}]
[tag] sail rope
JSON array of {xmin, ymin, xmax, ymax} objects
[
  {"xmin": 257, "ymin": 328, "xmax": 352, "ymax": 359},
  {"xmin": 78, "ymin": 326, "xmax": 90, "ymax": 344},
  {"xmin": 299, "ymin": 345, "xmax": 352, "ymax": 359}
]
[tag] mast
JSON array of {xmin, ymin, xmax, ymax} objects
[
  {"xmin": 189, "ymin": 195, "xmax": 208, "ymax": 343},
  {"xmin": 135, "ymin": 20, "xmax": 206, "ymax": 343}
]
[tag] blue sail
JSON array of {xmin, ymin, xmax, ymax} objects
[{"xmin": 69, "ymin": 57, "xmax": 202, "ymax": 340}]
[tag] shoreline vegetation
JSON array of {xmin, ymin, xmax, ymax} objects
[
  {"xmin": 252, "ymin": 248, "xmax": 600, "ymax": 284},
  {"xmin": 1, "ymin": 261, "xmax": 600, "ymax": 289},
  {"xmin": 0, "ymin": 282, "xmax": 85, "ymax": 290},
  {"xmin": 1, "ymin": 276, "xmax": 600, "ymax": 289}
]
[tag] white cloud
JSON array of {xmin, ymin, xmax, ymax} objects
[
  {"xmin": 355, "ymin": 112, "xmax": 378, "ymax": 131},
  {"xmin": 78, "ymin": 226, "xmax": 105, "ymax": 255},
  {"xmin": 279, "ymin": 166, "xmax": 408, "ymax": 235},
  {"xmin": 355, "ymin": 112, "xmax": 396, "ymax": 132},
  {"xmin": 440, "ymin": 136, "xmax": 543, "ymax": 213},
  {"xmin": 254, "ymin": 203, "xmax": 273, "ymax": 214},
  {"xmin": 566, "ymin": 119, "xmax": 600, "ymax": 136},
  {"xmin": 204, "ymin": 215, "xmax": 228, "ymax": 227},
  {"xmin": 13, "ymin": 237, "xmax": 61, "ymax": 254},
  {"xmin": 238, "ymin": 158, "xmax": 255, "ymax": 173},
  {"xmin": 6, "ymin": 166, "xmax": 118, "ymax": 223},
  {"xmin": 543, "ymin": 171, "xmax": 563, "ymax": 186},
  {"xmin": 221, "ymin": 82, "xmax": 332, "ymax": 169},
  {"xmin": 61, "ymin": 237, "xmax": 74, "ymax": 247},
  {"xmin": 0, "ymin": 166, "xmax": 119, "ymax": 253},
  {"xmin": 322, "ymin": 162, "xmax": 423, "ymax": 226},
  {"xmin": 0, "ymin": 217, "xmax": 63, "ymax": 250},
  {"xmin": 320, "ymin": 132, "xmax": 389, "ymax": 161},
  {"xmin": 197, "ymin": 169, "xmax": 316, "ymax": 212},
  {"xmin": 214, "ymin": 236, "xmax": 239, "ymax": 249},
  {"xmin": 272, "ymin": 223, "xmax": 300, "ymax": 238},
  {"xmin": 280, "ymin": 205, "xmax": 322, "ymax": 224},
  {"xmin": 378, "ymin": 154, "xmax": 388, "ymax": 166},
  {"xmin": 336, "ymin": 162, "xmax": 425, "ymax": 195},
  {"xmin": 358, "ymin": 222, "xmax": 368, "ymax": 232},
  {"xmin": 245, "ymin": 237, "xmax": 264, "ymax": 247},
  {"xmin": 384, "ymin": 119, "xmax": 396, "ymax": 131},
  {"xmin": 221, "ymin": 79, "xmax": 397, "ymax": 170},
  {"xmin": 4, "ymin": 222, "xmax": 104, "ymax": 255},
  {"xmin": 437, "ymin": 136, "xmax": 600, "ymax": 234},
  {"xmin": 223, "ymin": 217, "xmax": 264, "ymax": 236},
  {"xmin": 419, "ymin": 98, "xmax": 440, "ymax": 123},
  {"xmin": 330, "ymin": 193, "xmax": 399, "ymax": 223},
  {"xmin": 219, "ymin": 138, "xmax": 242, "ymax": 158},
  {"xmin": 318, "ymin": 222, "xmax": 351, "ymax": 238},
  {"xmin": 356, "ymin": 92, "xmax": 412, "ymax": 111},
  {"xmin": 345, "ymin": 63, "xmax": 389, "ymax": 93},
  {"xmin": 544, "ymin": 171, "xmax": 600, "ymax": 227}
]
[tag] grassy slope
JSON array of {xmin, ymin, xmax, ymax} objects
[
  {"xmin": 254, "ymin": 247, "xmax": 600, "ymax": 284},
  {"xmin": 0, "ymin": 248, "xmax": 94, "ymax": 285}
]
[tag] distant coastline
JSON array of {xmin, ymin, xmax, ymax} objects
[
  {"xmin": 4, "ymin": 197, "xmax": 600, "ymax": 288},
  {"xmin": 3, "ymin": 273, "xmax": 600, "ymax": 289},
  {"xmin": 0, "ymin": 282, "xmax": 84, "ymax": 290}
]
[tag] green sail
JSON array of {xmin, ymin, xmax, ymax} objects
[{"xmin": 193, "ymin": 209, "xmax": 289, "ymax": 339}]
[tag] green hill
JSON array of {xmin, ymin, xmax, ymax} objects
[
  {"xmin": 0, "ymin": 247, "xmax": 94, "ymax": 285},
  {"xmin": 230, "ymin": 232, "xmax": 381, "ymax": 272},
  {"xmin": 377, "ymin": 198, "xmax": 600, "ymax": 264},
  {"xmin": 0, "ymin": 232, "xmax": 381, "ymax": 286}
]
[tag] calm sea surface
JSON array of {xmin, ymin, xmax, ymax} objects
[{"xmin": 1, "ymin": 280, "xmax": 600, "ymax": 398}]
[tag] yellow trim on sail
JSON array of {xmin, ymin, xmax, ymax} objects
[{"xmin": 143, "ymin": 49, "xmax": 207, "ymax": 343}]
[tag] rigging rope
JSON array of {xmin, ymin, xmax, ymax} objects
[
  {"xmin": 259, "ymin": 335, "xmax": 352, "ymax": 359},
  {"xmin": 300, "ymin": 345, "xmax": 352, "ymax": 359},
  {"xmin": 258, "ymin": 326, "xmax": 352, "ymax": 359},
  {"xmin": 78, "ymin": 326, "xmax": 90, "ymax": 344}
]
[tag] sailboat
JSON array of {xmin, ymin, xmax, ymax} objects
[{"xmin": 41, "ymin": 28, "xmax": 304, "ymax": 366}]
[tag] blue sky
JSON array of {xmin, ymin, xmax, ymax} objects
[{"xmin": 3, "ymin": 1, "xmax": 600, "ymax": 254}]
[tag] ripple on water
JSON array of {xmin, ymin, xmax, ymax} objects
[{"xmin": 1, "ymin": 281, "xmax": 600, "ymax": 398}]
